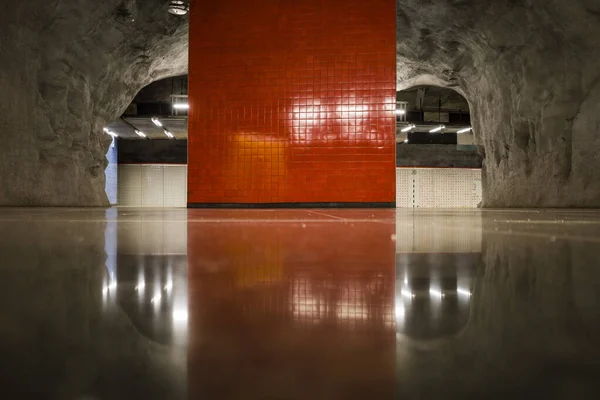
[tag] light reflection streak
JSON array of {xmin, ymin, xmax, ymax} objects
[
  {"xmin": 291, "ymin": 277, "xmax": 394, "ymax": 328},
  {"xmin": 289, "ymin": 92, "xmax": 391, "ymax": 145}
]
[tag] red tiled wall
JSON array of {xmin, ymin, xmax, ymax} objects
[{"xmin": 188, "ymin": 0, "xmax": 396, "ymax": 205}]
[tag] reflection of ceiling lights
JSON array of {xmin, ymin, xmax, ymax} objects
[
  {"xmin": 103, "ymin": 127, "xmax": 118, "ymax": 138},
  {"xmin": 168, "ymin": 1, "xmax": 189, "ymax": 15},
  {"xmin": 151, "ymin": 294, "xmax": 162, "ymax": 303},
  {"xmin": 457, "ymin": 127, "xmax": 472, "ymax": 134},
  {"xmin": 173, "ymin": 309, "xmax": 188, "ymax": 323},
  {"xmin": 401, "ymin": 124, "xmax": 415, "ymax": 133},
  {"xmin": 429, "ymin": 125, "xmax": 445, "ymax": 133}
]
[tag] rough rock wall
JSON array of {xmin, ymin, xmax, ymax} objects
[
  {"xmin": 0, "ymin": 0, "xmax": 187, "ymax": 206},
  {"xmin": 397, "ymin": 0, "xmax": 600, "ymax": 206}
]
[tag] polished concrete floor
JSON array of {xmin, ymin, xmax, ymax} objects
[{"xmin": 1, "ymin": 208, "xmax": 600, "ymax": 399}]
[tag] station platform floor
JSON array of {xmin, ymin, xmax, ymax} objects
[{"xmin": 1, "ymin": 207, "xmax": 599, "ymax": 399}]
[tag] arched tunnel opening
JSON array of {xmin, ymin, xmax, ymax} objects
[
  {"xmin": 104, "ymin": 75, "xmax": 189, "ymax": 207},
  {"xmin": 395, "ymin": 85, "xmax": 482, "ymax": 208}
]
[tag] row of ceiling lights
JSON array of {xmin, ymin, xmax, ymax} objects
[
  {"xmin": 103, "ymin": 100, "xmax": 190, "ymax": 139},
  {"xmin": 396, "ymin": 108, "xmax": 472, "ymax": 134},
  {"xmin": 168, "ymin": 1, "xmax": 189, "ymax": 16},
  {"xmin": 401, "ymin": 124, "xmax": 472, "ymax": 134},
  {"xmin": 103, "ymin": 116, "xmax": 174, "ymax": 139}
]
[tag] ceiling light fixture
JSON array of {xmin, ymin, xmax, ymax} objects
[
  {"xmin": 401, "ymin": 124, "xmax": 415, "ymax": 133},
  {"xmin": 151, "ymin": 117, "xmax": 163, "ymax": 127},
  {"xmin": 135, "ymin": 130, "xmax": 147, "ymax": 138},
  {"xmin": 168, "ymin": 1, "xmax": 189, "ymax": 16},
  {"xmin": 173, "ymin": 103, "xmax": 189, "ymax": 110},
  {"xmin": 395, "ymin": 109, "xmax": 406, "ymax": 115},
  {"xmin": 164, "ymin": 129, "xmax": 174, "ymax": 139},
  {"xmin": 430, "ymin": 125, "xmax": 445, "ymax": 133},
  {"xmin": 103, "ymin": 128, "xmax": 118, "ymax": 138},
  {"xmin": 457, "ymin": 127, "xmax": 472, "ymax": 134}
]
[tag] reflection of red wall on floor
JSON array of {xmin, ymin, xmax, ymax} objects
[
  {"xmin": 187, "ymin": 210, "xmax": 396, "ymax": 398},
  {"xmin": 188, "ymin": 0, "xmax": 396, "ymax": 205}
]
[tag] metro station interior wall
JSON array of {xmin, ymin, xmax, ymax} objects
[
  {"xmin": 187, "ymin": 0, "xmax": 396, "ymax": 205},
  {"xmin": 118, "ymin": 164, "xmax": 187, "ymax": 207},
  {"xmin": 396, "ymin": 168, "xmax": 482, "ymax": 208}
]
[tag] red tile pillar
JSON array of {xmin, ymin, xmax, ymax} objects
[{"xmin": 188, "ymin": 0, "xmax": 396, "ymax": 206}]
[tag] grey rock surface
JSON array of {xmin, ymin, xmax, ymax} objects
[
  {"xmin": 0, "ymin": 0, "xmax": 187, "ymax": 206},
  {"xmin": 1, "ymin": 0, "xmax": 599, "ymax": 206},
  {"xmin": 396, "ymin": 0, "xmax": 600, "ymax": 206}
]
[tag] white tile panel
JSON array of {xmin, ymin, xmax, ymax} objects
[
  {"xmin": 395, "ymin": 168, "xmax": 414, "ymax": 208},
  {"xmin": 141, "ymin": 165, "xmax": 165, "ymax": 207},
  {"xmin": 396, "ymin": 168, "xmax": 482, "ymax": 209},
  {"xmin": 119, "ymin": 164, "xmax": 187, "ymax": 207},
  {"xmin": 163, "ymin": 166, "xmax": 188, "ymax": 207},
  {"xmin": 118, "ymin": 165, "xmax": 142, "ymax": 206}
]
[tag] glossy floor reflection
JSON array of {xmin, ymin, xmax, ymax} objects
[{"xmin": 1, "ymin": 208, "xmax": 600, "ymax": 399}]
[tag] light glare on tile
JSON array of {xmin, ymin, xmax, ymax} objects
[{"xmin": 173, "ymin": 309, "xmax": 188, "ymax": 323}]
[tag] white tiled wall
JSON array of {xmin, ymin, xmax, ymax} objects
[
  {"xmin": 118, "ymin": 164, "xmax": 187, "ymax": 207},
  {"xmin": 396, "ymin": 168, "xmax": 482, "ymax": 208}
]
